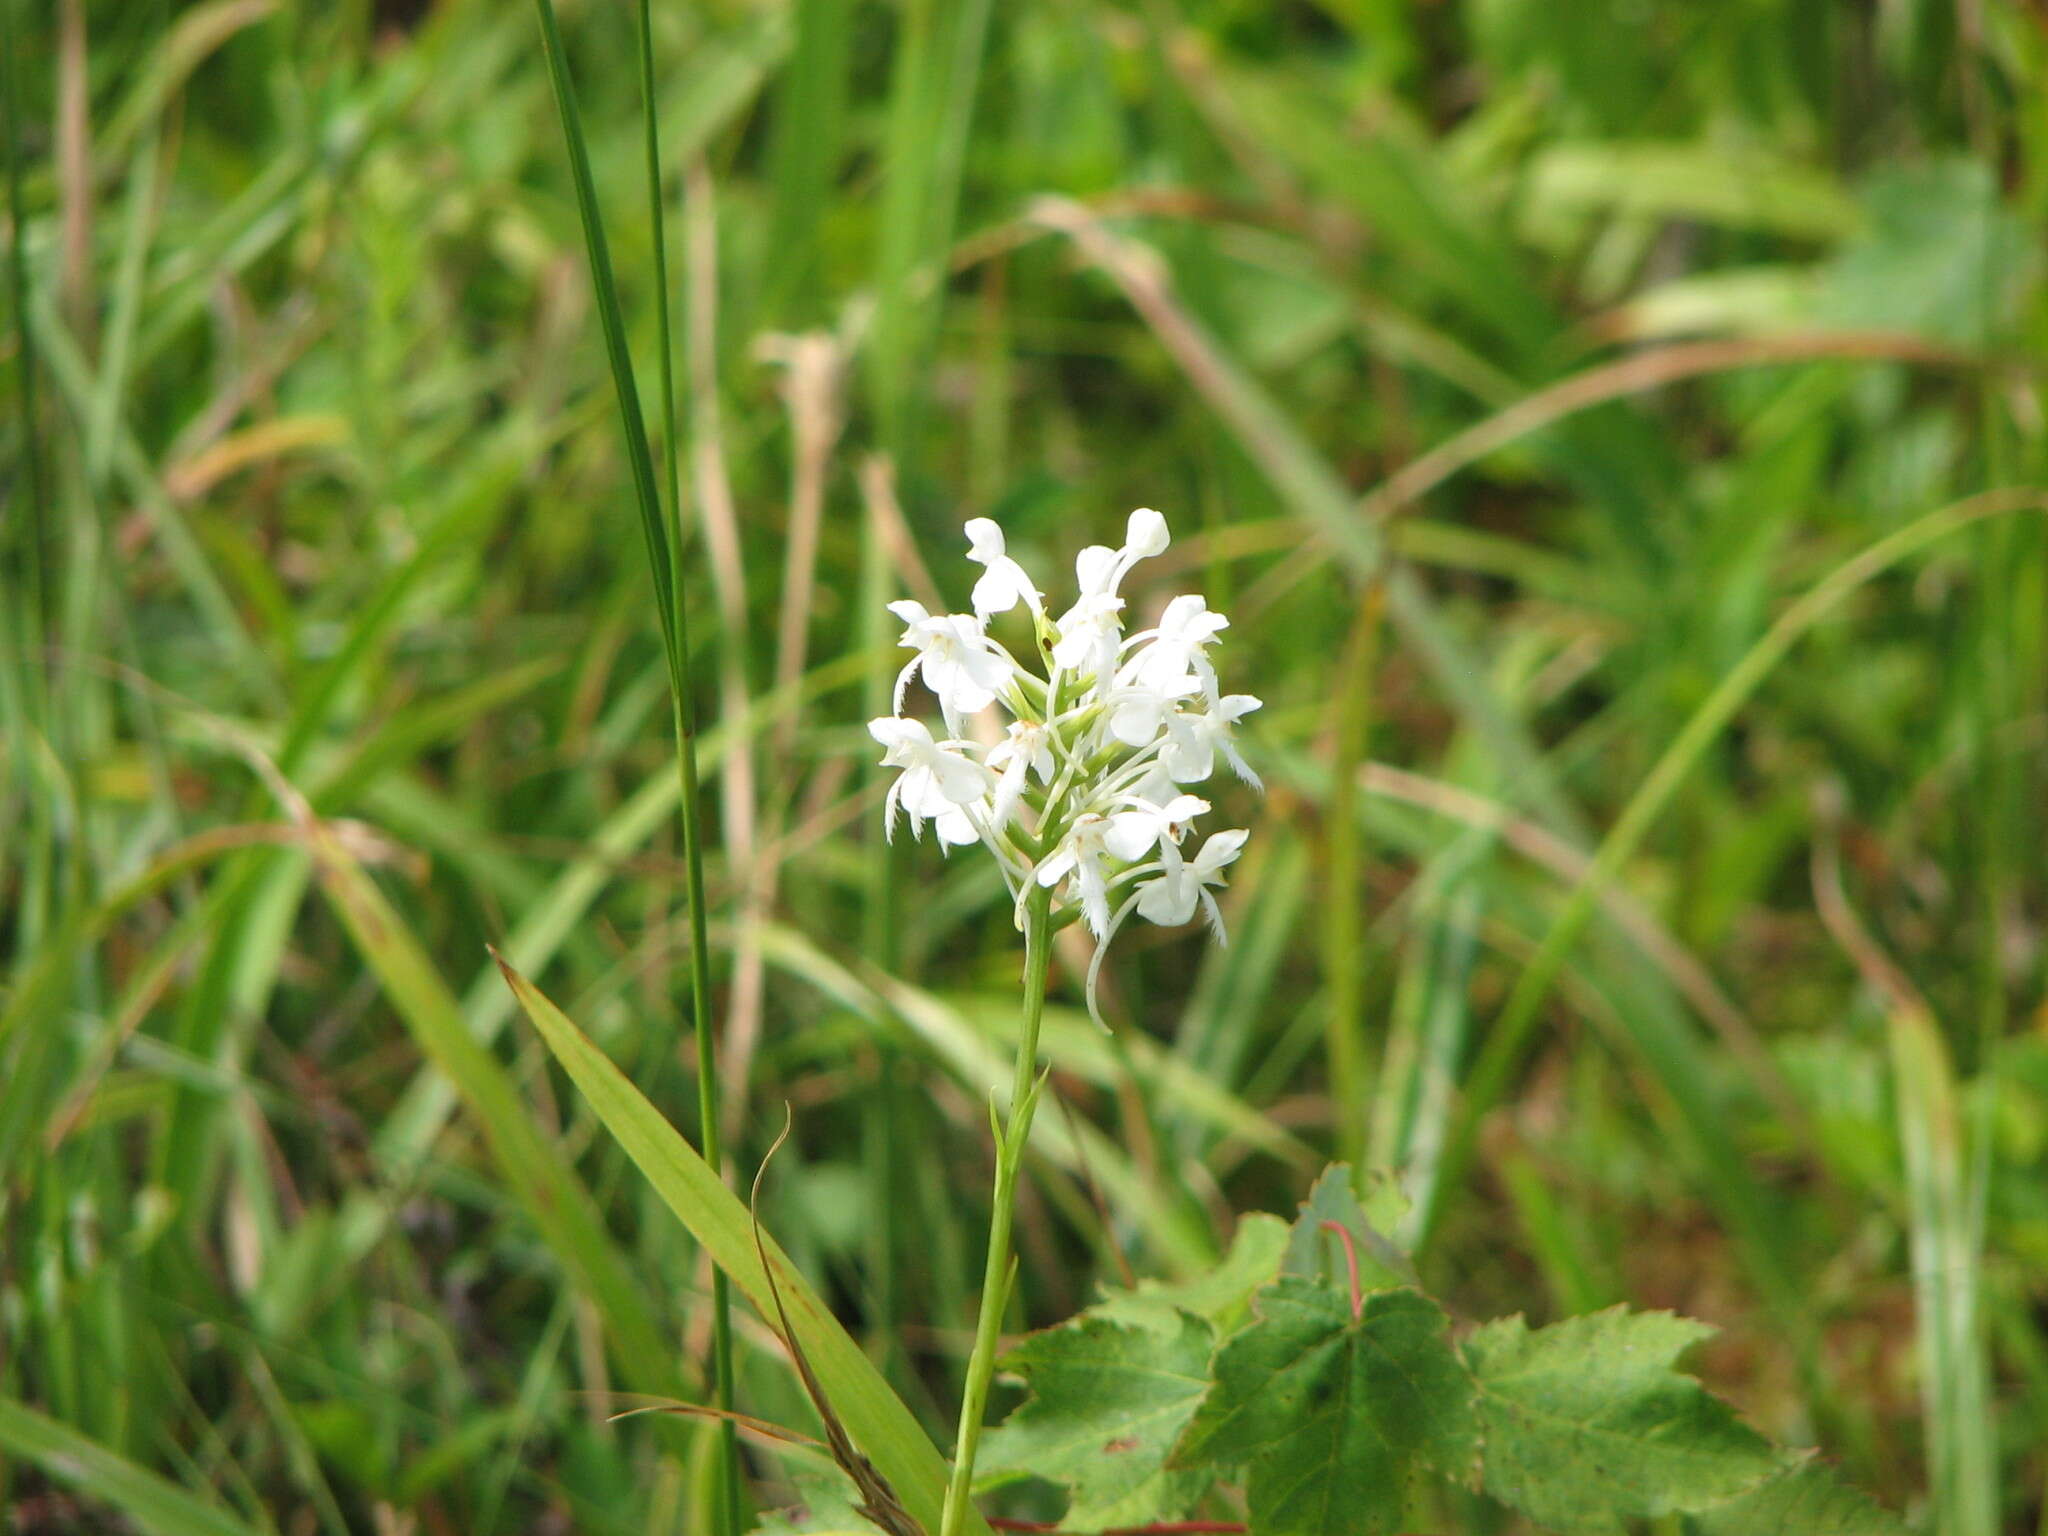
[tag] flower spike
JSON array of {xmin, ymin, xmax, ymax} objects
[{"xmin": 867, "ymin": 509, "xmax": 1259, "ymax": 1023}]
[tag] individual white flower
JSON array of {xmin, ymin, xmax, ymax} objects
[
  {"xmin": 1105, "ymin": 670, "xmax": 1201, "ymax": 749},
  {"xmin": 1136, "ymin": 828, "xmax": 1247, "ymax": 936},
  {"xmin": 1161, "ymin": 694, "xmax": 1262, "ymax": 786},
  {"xmin": 869, "ymin": 716, "xmax": 993, "ymax": 841},
  {"xmin": 988, "ymin": 719, "xmax": 1055, "ymax": 828},
  {"xmin": 1035, "ymin": 813, "xmax": 1116, "ymax": 937},
  {"xmin": 1123, "ymin": 593, "xmax": 1230, "ymax": 696},
  {"xmin": 888, "ymin": 600, "xmax": 1015, "ymax": 730},
  {"xmin": 963, "ymin": 518, "xmax": 1043, "ymax": 620},
  {"xmin": 1049, "ymin": 510, "xmax": 1171, "ymax": 685},
  {"xmin": 1104, "ymin": 793, "xmax": 1209, "ymax": 862},
  {"xmin": 1049, "ymin": 589, "xmax": 1125, "ymax": 682}
]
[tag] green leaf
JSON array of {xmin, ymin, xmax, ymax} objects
[
  {"xmin": 1463, "ymin": 1309, "xmax": 1778, "ymax": 1532},
  {"xmin": 1095, "ymin": 1212, "xmax": 1290, "ymax": 1337},
  {"xmin": 1693, "ymin": 1457, "xmax": 1907, "ymax": 1536},
  {"xmin": 979, "ymin": 1309, "xmax": 1215, "ymax": 1530},
  {"xmin": 1280, "ymin": 1164, "xmax": 1415, "ymax": 1293},
  {"xmin": 1173, "ymin": 1278, "xmax": 1478, "ymax": 1536},
  {"xmin": 751, "ymin": 1468, "xmax": 887, "ymax": 1536}
]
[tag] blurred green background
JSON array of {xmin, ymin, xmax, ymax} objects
[{"xmin": 3, "ymin": 0, "xmax": 2046, "ymax": 1531}]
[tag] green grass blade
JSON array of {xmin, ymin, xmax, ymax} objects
[
  {"xmin": 636, "ymin": 3, "xmax": 740, "ymax": 1526},
  {"xmin": 528, "ymin": 2, "xmax": 735, "ymax": 1517},
  {"xmin": 1890, "ymin": 1006, "xmax": 1997, "ymax": 1536},
  {"xmin": 1450, "ymin": 487, "xmax": 2048, "ymax": 1192},
  {"xmin": 497, "ymin": 957, "xmax": 994, "ymax": 1536},
  {"xmin": 308, "ymin": 826, "xmax": 687, "ymax": 1404},
  {"xmin": 0, "ymin": 1397, "xmax": 262, "ymax": 1536}
]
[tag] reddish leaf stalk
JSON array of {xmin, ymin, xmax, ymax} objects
[{"xmin": 1320, "ymin": 1218, "xmax": 1364, "ymax": 1319}]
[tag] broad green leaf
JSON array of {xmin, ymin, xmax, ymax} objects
[
  {"xmin": 1280, "ymin": 1164, "xmax": 1414, "ymax": 1292},
  {"xmin": 1463, "ymin": 1309, "xmax": 1778, "ymax": 1532},
  {"xmin": 1095, "ymin": 1213, "xmax": 1289, "ymax": 1337},
  {"xmin": 1174, "ymin": 1278, "xmax": 1478, "ymax": 1536},
  {"xmin": 0, "ymin": 1398, "xmax": 261, "ymax": 1536},
  {"xmin": 750, "ymin": 1468, "xmax": 885, "ymax": 1536},
  {"xmin": 1693, "ymin": 1457, "xmax": 1907, "ymax": 1536},
  {"xmin": 497, "ymin": 960, "xmax": 986, "ymax": 1536},
  {"xmin": 979, "ymin": 1309, "xmax": 1214, "ymax": 1530}
]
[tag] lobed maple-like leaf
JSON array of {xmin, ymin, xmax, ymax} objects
[
  {"xmin": 977, "ymin": 1308, "xmax": 1216, "ymax": 1530},
  {"xmin": 1462, "ymin": 1308, "xmax": 1779, "ymax": 1532},
  {"xmin": 1094, "ymin": 1213, "xmax": 1290, "ymax": 1338},
  {"xmin": 1692, "ymin": 1455, "xmax": 1908, "ymax": 1535},
  {"xmin": 1172, "ymin": 1277, "xmax": 1478, "ymax": 1536}
]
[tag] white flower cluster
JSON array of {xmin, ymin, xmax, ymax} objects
[{"xmin": 868, "ymin": 509, "xmax": 1258, "ymax": 1013}]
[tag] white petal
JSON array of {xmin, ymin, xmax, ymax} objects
[
  {"xmin": 1073, "ymin": 544, "xmax": 1118, "ymax": 597},
  {"xmin": 1137, "ymin": 872, "xmax": 1197, "ymax": 926},
  {"xmin": 1036, "ymin": 848, "xmax": 1076, "ymax": 887},
  {"xmin": 964, "ymin": 517, "xmax": 1005, "ymax": 560},
  {"xmin": 1104, "ymin": 811, "xmax": 1160, "ymax": 863},
  {"xmin": 935, "ymin": 805, "xmax": 980, "ymax": 846},
  {"xmin": 1123, "ymin": 507, "xmax": 1169, "ymax": 558},
  {"xmin": 1192, "ymin": 828, "xmax": 1248, "ymax": 879}
]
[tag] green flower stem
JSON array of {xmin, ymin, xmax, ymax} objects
[{"xmin": 940, "ymin": 881, "xmax": 1056, "ymax": 1536}]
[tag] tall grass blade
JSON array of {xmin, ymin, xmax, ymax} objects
[{"xmin": 529, "ymin": 2, "xmax": 735, "ymax": 1520}]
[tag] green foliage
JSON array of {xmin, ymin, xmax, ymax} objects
[
  {"xmin": 978, "ymin": 1169, "xmax": 1899, "ymax": 1536},
  {"xmin": 1462, "ymin": 1310, "xmax": 1778, "ymax": 1531},
  {"xmin": 4, "ymin": 0, "xmax": 2043, "ymax": 1530},
  {"xmin": 1175, "ymin": 1279, "xmax": 1478, "ymax": 1536},
  {"xmin": 1693, "ymin": 1458, "xmax": 1911, "ymax": 1536},
  {"xmin": 978, "ymin": 1310, "xmax": 1214, "ymax": 1528}
]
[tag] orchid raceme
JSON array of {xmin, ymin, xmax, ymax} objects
[{"xmin": 868, "ymin": 508, "xmax": 1258, "ymax": 1022}]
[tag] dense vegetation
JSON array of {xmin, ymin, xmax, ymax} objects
[{"xmin": 3, "ymin": 0, "xmax": 2044, "ymax": 1532}]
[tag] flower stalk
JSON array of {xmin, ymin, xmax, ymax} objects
[
  {"xmin": 942, "ymin": 880, "xmax": 1055, "ymax": 1536},
  {"xmin": 870, "ymin": 507, "xmax": 1260, "ymax": 1531}
]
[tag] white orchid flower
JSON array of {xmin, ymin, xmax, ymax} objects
[
  {"xmin": 1136, "ymin": 828, "xmax": 1247, "ymax": 936},
  {"xmin": 1104, "ymin": 793, "xmax": 1209, "ymax": 863},
  {"xmin": 888, "ymin": 600, "xmax": 1015, "ymax": 732},
  {"xmin": 869, "ymin": 716, "xmax": 994, "ymax": 842},
  {"xmin": 1035, "ymin": 813, "xmax": 1116, "ymax": 937},
  {"xmin": 1049, "ymin": 509, "xmax": 1172, "ymax": 685},
  {"xmin": 1105, "ymin": 669, "xmax": 1201, "ymax": 749},
  {"xmin": 1122, "ymin": 593, "xmax": 1230, "ymax": 696},
  {"xmin": 1049, "ymin": 590, "xmax": 1125, "ymax": 682},
  {"xmin": 988, "ymin": 719, "xmax": 1055, "ymax": 828},
  {"xmin": 1161, "ymin": 694, "xmax": 1262, "ymax": 786},
  {"xmin": 964, "ymin": 518, "xmax": 1044, "ymax": 620}
]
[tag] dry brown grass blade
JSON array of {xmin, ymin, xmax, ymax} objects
[
  {"xmin": 682, "ymin": 155, "xmax": 768, "ymax": 1161},
  {"xmin": 1357, "ymin": 331, "xmax": 1974, "ymax": 522},
  {"xmin": 752, "ymin": 1109, "xmax": 927, "ymax": 1536}
]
